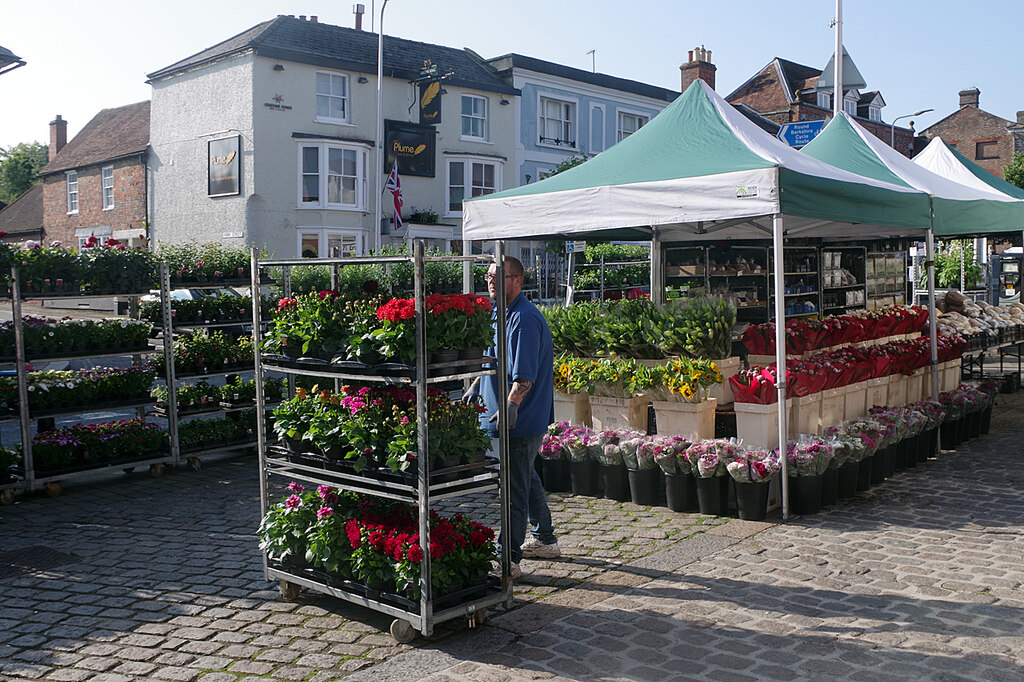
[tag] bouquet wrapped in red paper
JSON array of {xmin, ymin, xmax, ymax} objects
[
  {"xmin": 786, "ymin": 358, "xmax": 830, "ymax": 395},
  {"xmin": 742, "ymin": 324, "xmax": 775, "ymax": 355},
  {"xmin": 730, "ymin": 366, "xmax": 787, "ymax": 404}
]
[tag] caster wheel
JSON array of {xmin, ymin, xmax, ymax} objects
[
  {"xmin": 390, "ymin": 619, "xmax": 416, "ymax": 644},
  {"xmin": 474, "ymin": 609, "xmax": 488, "ymax": 626},
  {"xmin": 45, "ymin": 482, "xmax": 62, "ymax": 498},
  {"xmin": 278, "ymin": 580, "xmax": 300, "ymax": 601},
  {"xmin": 0, "ymin": 489, "xmax": 14, "ymax": 505},
  {"xmin": 187, "ymin": 457, "xmax": 202, "ymax": 472},
  {"xmin": 150, "ymin": 463, "xmax": 164, "ymax": 478}
]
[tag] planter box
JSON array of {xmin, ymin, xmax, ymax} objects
[
  {"xmin": 887, "ymin": 374, "xmax": 907, "ymax": 407},
  {"xmin": 735, "ymin": 399, "xmax": 792, "ymax": 451},
  {"xmin": 843, "ymin": 381, "xmax": 868, "ymax": 421},
  {"xmin": 866, "ymin": 376, "xmax": 889, "ymax": 411},
  {"xmin": 708, "ymin": 356, "xmax": 741, "ymax": 406},
  {"xmin": 589, "ymin": 395, "xmax": 649, "ymax": 432},
  {"xmin": 790, "ymin": 393, "xmax": 821, "ymax": 437},
  {"xmin": 941, "ymin": 359, "xmax": 961, "ymax": 392},
  {"xmin": 819, "ymin": 388, "xmax": 845, "ymax": 430},
  {"xmin": 652, "ymin": 398, "xmax": 717, "ymax": 440},
  {"xmin": 904, "ymin": 369, "xmax": 923, "ymax": 404},
  {"xmin": 553, "ymin": 391, "xmax": 592, "ymax": 427}
]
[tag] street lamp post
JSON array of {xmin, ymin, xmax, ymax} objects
[{"xmin": 891, "ymin": 108, "xmax": 934, "ymax": 150}]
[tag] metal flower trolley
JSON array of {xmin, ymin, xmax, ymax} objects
[{"xmin": 251, "ymin": 241, "xmax": 514, "ymax": 642}]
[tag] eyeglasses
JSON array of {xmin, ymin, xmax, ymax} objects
[{"xmin": 485, "ymin": 273, "xmax": 520, "ymax": 282}]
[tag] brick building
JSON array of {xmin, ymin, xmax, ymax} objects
[
  {"xmin": 681, "ymin": 48, "xmax": 917, "ymax": 156},
  {"xmin": 920, "ymin": 88, "xmax": 1024, "ymax": 177},
  {"xmin": 39, "ymin": 102, "xmax": 150, "ymax": 248}
]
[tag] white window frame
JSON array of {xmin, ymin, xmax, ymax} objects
[
  {"xmin": 445, "ymin": 156, "xmax": 503, "ymax": 217},
  {"xmin": 538, "ymin": 95, "xmax": 578, "ymax": 149},
  {"xmin": 868, "ymin": 106, "xmax": 882, "ymax": 122},
  {"xmin": 616, "ymin": 110, "xmax": 649, "ymax": 143},
  {"xmin": 816, "ymin": 91, "xmax": 831, "ymax": 109},
  {"xmin": 460, "ymin": 95, "xmax": 488, "ymax": 141},
  {"xmin": 66, "ymin": 171, "xmax": 79, "ymax": 214},
  {"xmin": 297, "ymin": 228, "xmax": 368, "ymax": 258},
  {"xmin": 843, "ymin": 94, "xmax": 858, "ymax": 116},
  {"xmin": 315, "ymin": 71, "xmax": 351, "ymax": 125},
  {"xmin": 296, "ymin": 142, "xmax": 369, "ymax": 211},
  {"xmin": 101, "ymin": 165, "xmax": 114, "ymax": 210}
]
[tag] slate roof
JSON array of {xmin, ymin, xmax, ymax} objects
[
  {"xmin": 732, "ymin": 103, "xmax": 781, "ymax": 136},
  {"xmin": 147, "ymin": 15, "xmax": 518, "ymax": 96},
  {"xmin": 41, "ymin": 101, "xmax": 150, "ymax": 176},
  {"xmin": 484, "ymin": 53, "xmax": 679, "ymax": 103},
  {"xmin": 777, "ymin": 58, "xmax": 822, "ymax": 102},
  {"xmin": 0, "ymin": 183, "xmax": 43, "ymax": 237}
]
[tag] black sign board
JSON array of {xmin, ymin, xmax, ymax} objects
[
  {"xmin": 208, "ymin": 136, "xmax": 240, "ymax": 197},
  {"xmin": 384, "ymin": 120, "xmax": 436, "ymax": 177},
  {"xmin": 419, "ymin": 80, "xmax": 442, "ymax": 125}
]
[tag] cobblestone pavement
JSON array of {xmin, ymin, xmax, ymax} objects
[{"xmin": 2, "ymin": 394, "xmax": 1023, "ymax": 681}]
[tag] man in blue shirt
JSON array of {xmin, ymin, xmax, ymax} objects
[{"xmin": 465, "ymin": 256, "xmax": 559, "ymax": 580}]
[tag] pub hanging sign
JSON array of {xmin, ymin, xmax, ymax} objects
[
  {"xmin": 418, "ymin": 80, "xmax": 442, "ymax": 125},
  {"xmin": 208, "ymin": 135, "xmax": 241, "ymax": 197},
  {"xmin": 384, "ymin": 120, "xmax": 436, "ymax": 177}
]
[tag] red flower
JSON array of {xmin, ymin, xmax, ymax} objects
[
  {"xmin": 277, "ymin": 297, "xmax": 298, "ymax": 311},
  {"xmin": 407, "ymin": 544, "xmax": 424, "ymax": 562}
]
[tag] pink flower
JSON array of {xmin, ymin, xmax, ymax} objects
[
  {"xmin": 287, "ymin": 481, "xmax": 304, "ymax": 493},
  {"xmin": 316, "ymin": 507, "xmax": 333, "ymax": 519},
  {"xmin": 284, "ymin": 495, "xmax": 301, "ymax": 510}
]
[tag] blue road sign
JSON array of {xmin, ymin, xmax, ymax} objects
[{"xmin": 777, "ymin": 120, "xmax": 827, "ymax": 147}]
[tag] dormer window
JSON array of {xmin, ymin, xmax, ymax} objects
[
  {"xmin": 868, "ymin": 106, "xmax": 882, "ymax": 122},
  {"xmin": 816, "ymin": 91, "xmax": 831, "ymax": 109},
  {"xmin": 844, "ymin": 95, "xmax": 857, "ymax": 116}
]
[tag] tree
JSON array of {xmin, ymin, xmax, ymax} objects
[
  {"xmin": 1005, "ymin": 152, "xmax": 1024, "ymax": 191},
  {"xmin": 0, "ymin": 142, "xmax": 48, "ymax": 205}
]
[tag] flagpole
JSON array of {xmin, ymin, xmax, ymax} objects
[{"xmin": 374, "ymin": 0, "xmax": 390, "ymax": 253}]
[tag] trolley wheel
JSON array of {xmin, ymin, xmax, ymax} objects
[
  {"xmin": 0, "ymin": 489, "xmax": 15, "ymax": 505},
  {"xmin": 123, "ymin": 467, "xmax": 135, "ymax": 474},
  {"xmin": 389, "ymin": 619, "xmax": 416, "ymax": 644},
  {"xmin": 278, "ymin": 580, "xmax": 301, "ymax": 601},
  {"xmin": 474, "ymin": 609, "xmax": 488, "ymax": 627},
  {"xmin": 45, "ymin": 482, "xmax": 62, "ymax": 498},
  {"xmin": 187, "ymin": 457, "xmax": 202, "ymax": 472}
]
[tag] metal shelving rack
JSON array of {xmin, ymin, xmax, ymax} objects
[
  {"xmin": 820, "ymin": 245, "xmax": 868, "ymax": 315},
  {"xmin": 252, "ymin": 240, "xmax": 513, "ymax": 642},
  {"xmin": 1, "ymin": 265, "xmax": 168, "ymax": 501}
]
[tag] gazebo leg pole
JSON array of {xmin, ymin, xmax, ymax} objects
[
  {"xmin": 926, "ymin": 230, "xmax": 940, "ymax": 401},
  {"xmin": 773, "ymin": 213, "xmax": 789, "ymax": 521}
]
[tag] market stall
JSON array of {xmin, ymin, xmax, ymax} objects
[{"xmin": 464, "ymin": 80, "xmax": 935, "ymax": 517}]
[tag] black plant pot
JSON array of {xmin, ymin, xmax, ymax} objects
[
  {"xmin": 980, "ymin": 405, "xmax": 992, "ymax": 435},
  {"xmin": 939, "ymin": 420, "xmax": 959, "ymax": 450},
  {"xmin": 927, "ymin": 428, "xmax": 939, "ymax": 458},
  {"xmin": 789, "ymin": 474, "xmax": 823, "ymax": 516},
  {"xmin": 570, "ymin": 460, "xmax": 602, "ymax": 497},
  {"xmin": 870, "ymin": 449, "xmax": 887, "ymax": 484},
  {"xmin": 965, "ymin": 410, "xmax": 983, "ymax": 440},
  {"xmin": 837, "ymin": 461, "xmax": 859, "ymax": 499},
  {"xmin": 664, "ymin": 472, "xmax": 698, "ymax": 512},
  {"xmin": 892, "ymin": 440, "xmax": 908, "ymax": 473},
  {"xmin": 540, "ymin": 457, "xmax": 571, "ymax": 493},
  {"xmin": 600, "ymin": 463, "xmax": 630, "ymax": 502},
  {"xmin": 627, "ymin": 467, "xmax": 660, "ymax": 507},
  {"xmin": 856, "ymin": 456, "xmax": 873, "ymax": 492},
  {"xmin": 695, "ymin": 476, "xmax": 729, "ymax": 516},
  {"xmin": 904, "ymin": 435, "xmax": 919, "ymax": 469},
  {"xmin": 882, "ymin": 446, "xmax": 896, "ymax": 478},
  {"xmin": 734, "ymin": 481, "xmax": 769, "ymax": 521},
  {"xmin": 820, "ymin": 466, "xmax": 840, "ymax": 507}
]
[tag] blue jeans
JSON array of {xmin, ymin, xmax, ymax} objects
[{"xmin": 499, "ymin": 434, "xmax": 557, "ymax": 564}]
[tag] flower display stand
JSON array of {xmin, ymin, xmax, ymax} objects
[
  {"xmin": 734, "ymin": 400, "xmax": 792, "ymax": 451},
  {"xmin": 941, "ymin": 359, "xmax": 962, "ymax": 392},
  {"xmin": 652, "ymin": 399, "xmax": 717, "ymax": 441},
  {"xmin": 843, "ymin": 381, "xmax": 868, "ymax": 421},
  {"xmin": 590, "ymin": 395, "xmax": 649, "ymax": 432},
  {"xmin": 553, "ymin": 391, "xmax": 592, "ymax": 427},
  {"xmin": 904, "ymin": 370, "xmax": 923, "ymax": 404},
  {"xmin": 707, "ymin": 356, "xmax": 741, "ymax": 406},
  {"xmin": 789, "ymin": 394, "xmax": 820, "ymax": 437},
  {"xmin": 887, "ymin": 374, "xmax": 907, "ymax": 408},
  {"xmin": 819, "ymin": 388, "xmax": 845, "ymax": 431},
  {"xmin": 866, "ymin": 377, "xmax": 889, "ymax": 411}
]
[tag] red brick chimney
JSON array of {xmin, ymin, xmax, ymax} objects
[
  {"xmin": 680, "ymin": 46, "xmax": 716, "ymax": 92},
  {"xmin": 959, "ymin": 88, "xmax": 980, "ymax": 109},
  {"xmin": 49, "ymin": 115, "xmax": 67, "ymax": 161}
]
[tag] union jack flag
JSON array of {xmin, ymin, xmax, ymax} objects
[{"xmin": 385, "ymin": 161, "xmax": 403, "ymax": 230}]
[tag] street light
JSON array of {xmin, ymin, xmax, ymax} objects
[{"xmin": 891, "ymin": 108, "xmax": 933, "ymax": 150}]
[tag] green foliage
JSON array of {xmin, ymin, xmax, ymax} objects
[
  {"xmin": 1004, "ymin": 152, "xmax": 1024, "ymax": 191},
  {"xmin": 541, "ymin": 302, "xmax": 601, "ymax": 357},
  {"xmin": 582, "ymin": 242, "xmax": 650, "ymax": 263},
  {"xmin": 935, "ymin": 240, "xmax": 983, "ymax": 289},
  {"xmin": 548, "ymin": 152, "xmax": 590, "ymax": 176},
  {"xmin": 0, "ymin": 142, "xmax": 47, "ymax": 205},
  {"xmin": 643, "ymin": 297, "xmax": 737, "ymax": 360}
]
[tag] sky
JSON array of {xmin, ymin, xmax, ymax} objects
[{"xmin": 1, "ymin": 0, "xmax": 1020, "ymax": 151}]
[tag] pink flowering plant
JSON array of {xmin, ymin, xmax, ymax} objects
[
  {"xmin": 650, "ymin": 435, "xmax": 693, "ymax": 475},
  {"xmin": 785, "ymin": 437, "xmax": 834, "ymax": 477},
  {"xmin": 726, "ymin": 447, "xmax": 781, "ymax": 483},
  {"xmin": 684, "ymin": 439, "xmax": 740, "ymax": 478},
  {"xmin": 559, "ymin": 424, "xmax": 601, "ymax": 462}
]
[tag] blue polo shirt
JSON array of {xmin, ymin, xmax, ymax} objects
[{"xmin": 480, "ymin": 292, "xmax": 555, "ymax": 438}]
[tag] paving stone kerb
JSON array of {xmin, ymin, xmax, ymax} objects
[{"xmin": 2, "ymin": 393, "xmax": 1023, "ymax": 681}]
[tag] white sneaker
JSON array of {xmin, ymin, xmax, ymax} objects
[
  {"xmin": 490, "ymin": 561, "xmax": 522, "ymax": 580},
  {"xmin": 521, "ymin": 537, "xmax": 561, "ymax": 559}
]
